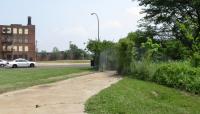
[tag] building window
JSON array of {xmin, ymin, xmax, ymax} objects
[
  {"xmin": 7, "ymin": 55, "xmax": 12, "ymax": 60},
  {"xmin": 24, "ymin": 29, "xmax": 29, "ymax": 34},
  {"xmin": 13, "ymin": 46, "xmax": 18, "ymax": 51},
  {"xmin": 7, "ymin": 37, "xmax": 12, "ymax": 42},
  {"xmin": 24, "ymin": 38, "xmax": 29, "ymax": 43},
  {"xmin": 14, "ymin": 55, "xmax": 18, "ymax": 59},
  {"xmin": 18, "ymin": 38, "xmax": 23, "ymax": 43},
  {"xmin": 3, "ymin": 46, "xmax": 6, "ymax": 51},
  {"xmin": 7, "ymin": 28, "xmax": 12, "ymax": 34},
  {"xmin": 19, "ymin": 55, "xmax": 23, "ymax": 58},
  {"xmin": 24, "ymin": 55, "xmax": 28, "ymax": 59},
  {"xmin": 19, "ymin": 28, "xmax": 23, "ymax": 34},
  {"xmin": 2, "ymin": 27, "xmax": 6, "ymax": 33},
  {"xmin": 7, "ymin": 46, "xmax": 12, "ymax": 51},
  {"xmin": 2, "ymin": 27, "xmax": 11, "ymax": 34},
  {"xmin": 13, "ymin": 28, "xmax": 18, "ymax": 34},
  {"xmin": 2, "ymin": 37, "xmax": 5, "ymax": 41},
  {"xmin": 18, "ymin": 46, "xmax": 23, "ymax": 52},
  {"xmin": 24, "ymin": 46, "xmax": 29, "ymax": 52},
  {"xmin": 13, "ymin": 38, "xmax": 17, "ymax": 43}
]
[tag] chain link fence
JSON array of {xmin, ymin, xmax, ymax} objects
[{"xmin": 99, "ymin": 48, "xmax": 118, "ymax": 71}]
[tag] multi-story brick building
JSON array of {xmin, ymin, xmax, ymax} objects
[{"xmin": 0, "ymin": 16, "xmax": 36, "ymax": 61}]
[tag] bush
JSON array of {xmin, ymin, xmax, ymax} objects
[
  {"xmin": 191, "ymin": 52, "xmax": 200, "ymax": 67},
  {"xmin": 130, "ymin": 60, "xmax": 158, "ymax": 81},
  {"xmin": 153, "ymin": 63, "xmax": 200, "ymax": 94},
  {"xmin": 117, "ymin": 37, "xmax": 135, "ymax": 74}
]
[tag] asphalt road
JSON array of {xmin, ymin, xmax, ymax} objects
[{"xmin": 36, "ymin": 63, "xmax": 90, "ymax": 68}]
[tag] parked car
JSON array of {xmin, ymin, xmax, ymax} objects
[
  {"xmin": 0, "ymin": 59, "xmax": 7, "ymax": 67},
  {"xmin": 6, "ymin": 58, "xmax": 36, "ymax": 68}
]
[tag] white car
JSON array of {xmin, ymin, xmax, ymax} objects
[
  {"xmin": 0, "ymin": 59, "xmax": 7, "ymax": 67},
  {"xmin": 6, "ymin": 58, "xmax": 36, "ymax": 68}
]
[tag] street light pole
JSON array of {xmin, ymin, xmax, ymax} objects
[{"xmin": 91, "ymin": 13, "xmax": 100, "ymax": 42}]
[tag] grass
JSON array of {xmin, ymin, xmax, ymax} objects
[
  {"xmin": 37, "ymin": 60, "xmax": 90, "ymax": 63},
  {"xmin": 85, "ymin": 77, "xmax": 200, "ymax": 114},
  {"xmin": 0, "ymin": 67, "xmax": 92, "ymax": 94}
]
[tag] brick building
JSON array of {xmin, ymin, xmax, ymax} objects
[{"xmin": 0, "ymin": 16, "xmax": 36, "ymax": 61}]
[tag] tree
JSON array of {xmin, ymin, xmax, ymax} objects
[
  {"xmin": 50, "ymin": 47, "xmax": 60, "ymax": 60},
  {"xmin": 40, "ymin": 50, "xmax": 47, "ymax": 59},
  {"xmin": 117, "ymin": 37, "xmax": 135, "ymax": 74},
  {"xmin": 65, "ymin": 44, "xmax": 90, "ymax": 60},
  {"xmin": 158, "ymin": 39, "xmax": 191, "ymax": 60},
  {"xmin": 136, "ymin": 0, "xmax": 200, "ymax": 49},
  {"xmin": 86, "ymin": 40, "xmax": 116, "ymax": 69}
]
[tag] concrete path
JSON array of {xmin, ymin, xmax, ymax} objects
[{"xmin": 0, "ymin": 71, "xmax": 121, "ymax": 114}]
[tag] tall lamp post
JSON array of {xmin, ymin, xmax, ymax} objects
[
  {"xmin": 91, "ymin": 13, "xmax": 100, "ymax": 41},
  {"xmin": 91, "ymin": 13, "xmax": 100, "ymax": 69}
]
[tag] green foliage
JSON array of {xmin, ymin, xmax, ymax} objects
[
  {"xmin": 65, "ymin": 44, "xmax": 89, "ymax": 60},
  {"xmin": 131, "ymin": 61, "xmax": 154, "ymax": 80},
  {"xmin": 141, "ymin": 38, "xmax": 160, "ymax": 61},
  {"xmin": 40, "ymin": 50, "xmax": 48, "ymax": 59},
  {"xmin": 117, "ymin": 37, "xmax": 135, "ymax": 74},
  {"xmin": 161, "ymin": 39, "xmax": 191, "ymax": 60},
  {"xmin": 191, "ymin": 52, "xmax": 200, "ymax": 67},
  {"xmin": 137, "ymin": 0, "xmax": 200, "ymax": 48},
  {"xmin": 50, "ymin": 47, "xmax": 60, "ymax": 60},
  {"xmin": 87, "ymin": 40, "xmax": 115, "ymax": 54},
  {"xmin": 86, "ymin": 40, "xmax": 116, "ymax": 70},
  {"xmin": 116, "ymin": 30, "xmax": 200, "ymax": 94},
  {"xmin": 153, "ymin": 63, "xmax": 200, "ymax": 94},
  {"xmin": 177, "ymin": 19, "xmax": 200, "ymax": 51}
]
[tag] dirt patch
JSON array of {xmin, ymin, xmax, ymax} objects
[{"xmin": 0, "ymin": 71, "xmax": 121, "ymax": 114}]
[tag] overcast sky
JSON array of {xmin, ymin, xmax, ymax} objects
[{"xmin": 0, "ymin": 0, "xmax": 143, "ymax": 51}]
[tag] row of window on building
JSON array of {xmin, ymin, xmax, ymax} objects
[
  {"xmin": 2, "ymin": 27, "xmax": 29, "ymax": 35},
  {"xmin": 2, "ymin": 45, "xmax": 29, "ymax": 52},
  {"xmin": 2, "ymin": 37, "xmax": 29, "ymax": 43},
  {"xmin": 5, "ymin": 54, "xmax": 32, "ymax": 61}
]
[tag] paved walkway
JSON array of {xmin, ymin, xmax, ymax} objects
[{"xmin": 0, "ymin": 71, "xmax": 121, "ymax": 114}]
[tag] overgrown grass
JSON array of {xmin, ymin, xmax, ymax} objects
[
  {"xmin": 85, "ymin": 77, "xmax": 200, "ymax": 114},
  {"xmin": 129, "ymin": 61, "xmax": 200, "ymax": 94},
  {"xmin": 0, "ymin": 67, "xmax": 92, "ymax": 94}
]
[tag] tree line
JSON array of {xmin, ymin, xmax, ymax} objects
[{"xmin": 38, "ymin": 43, "xmax": 91, "ymax": 61}]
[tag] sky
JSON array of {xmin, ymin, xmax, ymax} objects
[{"xmin": 0, "ymin": 0, "xmax": 144, "ymax": 52}]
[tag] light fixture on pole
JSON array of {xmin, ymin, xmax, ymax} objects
[{"xmin": 91, "ymin": 13, "xmax": 100, "ymax": 42}]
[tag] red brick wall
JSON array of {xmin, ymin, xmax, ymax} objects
[{"xmin": 0, "ymin": 24, "xmax": 36, "ymax": 61}]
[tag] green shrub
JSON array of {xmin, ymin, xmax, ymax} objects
[
  {"xmin": 191, "ymin": 52, "xmax": 200, "ymax": 67},
  {"xmin": 117, "ymin": 37, "xmax": 135, "ymax": 74},
  {"xmin": 153, "ymin": 63, "xmax": 200, "ymax": 94},
  {"xmin": 130, "ymin": 61, "xmax": 158, "ymax": 81}
]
